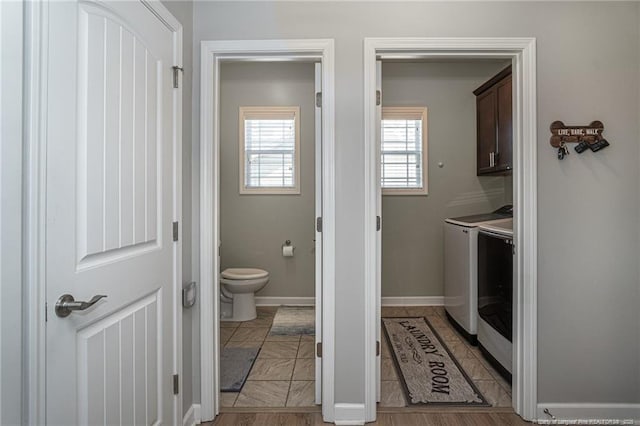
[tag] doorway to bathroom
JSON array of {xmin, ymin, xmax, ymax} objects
[
  {"xmin": 199, "ymin": 40, "xmax": 336, "ymax": 423},
  {"xmin": 218, "ymin": 60, "xmax": 319, "ymax": 411}
]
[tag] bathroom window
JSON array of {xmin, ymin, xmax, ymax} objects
[
  {"xmin": 239, "ymin": 106, "xmax": 300, "ymax": 194},
  {"xmin": 381, "ymin": 107, "xmax": 428, "ymax": 195}
]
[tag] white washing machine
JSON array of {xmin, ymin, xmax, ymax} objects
[{"xmin": 444, "ymin": 206, "xmax": 512, "ymax": 345}]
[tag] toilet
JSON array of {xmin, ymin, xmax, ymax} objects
[{"xmin": 220, "ymin": 268, "xmax": 270, "ymax": 321}]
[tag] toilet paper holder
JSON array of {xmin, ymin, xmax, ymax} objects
[{"xmin": 282, "ymin": 240, "xmax": 295, "ymax": 255}]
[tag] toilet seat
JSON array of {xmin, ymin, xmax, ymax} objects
[{"xmin": 221, "ymin": 268, "xmax": 269, "ymax": 280}]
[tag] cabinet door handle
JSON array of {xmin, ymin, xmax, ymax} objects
[{"xmin": 495, "ymin": 123, "xmax": 500, "ymax": 155}]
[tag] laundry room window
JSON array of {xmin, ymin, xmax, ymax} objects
[
  {"xmin": 239, "ymin": 106, "xmax": 301, "ymax": 194},
  {"xmin": 381, "ymin": 107, "xmax": 428, "ymax": 195}
]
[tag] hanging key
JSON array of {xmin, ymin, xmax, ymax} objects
[
  {"xmin": 559, "ymin": 141, "xmax": 569, "ymax": 160},
  {"xmin": 575, "ymin": 141, "xmax": 589, "ymax": 154},
  {"xmin": 557, "ymin": 141, "xmax": 566, "ymax": 160},
  {"xmin": 589, "ymin": 138, "xmax": 610, "ymax": 152}
]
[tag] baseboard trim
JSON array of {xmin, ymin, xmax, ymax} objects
[
  {"xmin": 255, "ymin": 296, "xmax": 315, "ymax": 306},
  {"xmin": 537, "ymin": 403, "xmax": 640, "ymax": 423},
  {"xmin": 183, "ymin": 403, "xmax": 201, "ymax": 426},
  {"xmin": 334, "ymin": 403, "xmax": 365, "ymax": 425},
  {"xmin": 381, "ymin": 296, "xmax": 444, "ymax": 306},
  {"xmin": 255, "ymin": 296, "xmax": 445, "ymax": 307}
]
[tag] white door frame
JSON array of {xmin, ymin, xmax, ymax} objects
[
  {"xmin": 23, "ymin": 1, "xmax": 183, "ymax": 423},
  {"xmin": 363, "ymin": 37, "xmax": 538, "ymax": 423},
  {"xmin": 199, "ymin": 39, "xmax": 336, "ymax": 423}
]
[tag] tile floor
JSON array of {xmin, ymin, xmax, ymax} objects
[
  {"xmin": 379, "ymin": 305, "xmax": 513, "ymax": 409},
  {"xmin": 220, "ymin": 306, "xmax": 316, "ymax": 408},
  {"xmin": 219, "ymin": 305, "xmax": 511, "ymax": 410}
]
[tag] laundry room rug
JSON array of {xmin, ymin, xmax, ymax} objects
[
  {"xmin": 269, "ymin": 306, "xmax": 315, "ymax": 336},
  {"xmin": 220, "ymin": 347, "xmax": 260, "ymax": 392},
  {"xmin": 382, "ymin": 317, "xmax": 488, "ymax": 406}
]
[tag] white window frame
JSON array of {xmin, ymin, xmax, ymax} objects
[
  {"xmin": 239, "ymin": 106, "xmax": 301, "ymax": 194},
  {"xmin": 381, "ymin": 106, "xmax": 428, "ymax": 195}
]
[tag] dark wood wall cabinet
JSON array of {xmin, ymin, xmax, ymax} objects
[{"xmin": 474, "ymin": 66, "xmax": 512, "ymax": 175}]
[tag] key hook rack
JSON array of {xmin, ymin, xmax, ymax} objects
[{"xmin": 550, "ymin": 120, "xmax": 610, "ymax": 160}]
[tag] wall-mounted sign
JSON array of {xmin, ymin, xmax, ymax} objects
[
  {"xmin": 549, "ymin": 120, "xmax": 604, "ymax": 147},
  {"xmin": 550, "ymin": 120, "xmax": 610, "ymax": 160}
]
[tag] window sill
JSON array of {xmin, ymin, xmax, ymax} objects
[
  {"xmin": 239, "ymin": 188, "xmax": 301, "ymax": 195},
  {"xmin": 382, "ymin": 189, "xmax": 429, "ymax": 196}
]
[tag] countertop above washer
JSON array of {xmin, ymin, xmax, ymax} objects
[
  {"xmin": 445, "ymin": 205, "xmax": 513, "ymax": 227},
  {"xmin": 445, "ymin": 213, "xmax": 510, "ymax": 227},
  {"xmin": 478, "ymin": 218, "xmax": 513, "ymax": 237}
]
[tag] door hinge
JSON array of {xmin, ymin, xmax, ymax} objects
[
  {"xmin": 376, "ymin": 90, "xmax": 381, "ymax": 106},
  {"xmin": 316, "ymin": 342, "xmax": 322, "ymax": 358},
  {"xmin": 172, "ymin": 66, "xmax": 183, "ymax": 89},
  {"xmin": 45, "ymin": 302, "xmax": 48, "ymax": 322},
  {"xmin": 376, "ymin": 215, "xmax": 381, "ymax": 231},
  {"xmin": 316, "ymin": 217, "xmax": 322, "ymax": 233},
  {"xmin": 173, "ymin": 374, "xmax": 179, "ymax": 395},
  {"xmin": 376, "ymin": 340, "xmax": 380, "ymax": 356},
  {"xmin": 172, "ymin": 221, "xmax": 179, "ymax": 242},
  {"xmin": 315, "ymin": 92, "xmax": 322, "ymax": 108}
]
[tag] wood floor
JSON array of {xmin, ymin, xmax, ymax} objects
[{"xmin": 206, "ymin": 411, "xmax": 530, "ymax": 425}]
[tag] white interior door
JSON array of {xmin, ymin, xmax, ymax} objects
[
  {"xmin": 375, "ymin": 60, "xmax": 383, "ymax": 402},
  {"xmin": 45, "ymin": 1, "xmax": 179, "ymax": 424},
  {"xmin": 314, "ymin": 62, "xmax": 323, "ymax": 405}
]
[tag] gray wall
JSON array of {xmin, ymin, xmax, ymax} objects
[
  {"xmin": 189, "ymin": 1, "xmax": 640, "ymax": 411},
  {"xmin": 220, "ymin": 62, "xmax": 316, "ymax": 298},
  {"xmin": 160, "ymin": 0, "xmax": 195, "ymax": 418},
  {"xmin": 381, "ymin": 61, "xmax": 512, "ymax": 298},
  {"xmin": 1, "ymin": 1, "xmax": 23, "ymax": 424}
]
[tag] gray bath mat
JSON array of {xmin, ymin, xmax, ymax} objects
[
  {"xmin": 269, "ymin": 306, "xmax": 315, "ymax": 336},
  {"xmin": 220, "ymin": 347, "xmax": 260, "ymax": 392},
  {"xmin": 382, "ymin": 317, "xmax": 488, "ymax": 406}
]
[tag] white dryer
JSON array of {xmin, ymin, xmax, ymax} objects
[
  {"xmin": 477, "ymin": 219, "xmax": 514, "ymax": 380},
  {"xmin": 443, "ymin": 206, "xmax": 512, "ymax": 345}
]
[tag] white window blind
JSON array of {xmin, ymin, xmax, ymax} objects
[
  {"xmin": 239, "ymin": 107, "xmax": 300, "ymax": 194},
  {"xmin": 381, "ymin": 107, "xmax": 428, "ymax": 195}
]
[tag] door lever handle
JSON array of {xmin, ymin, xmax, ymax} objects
[{"xmin": 55, "ymin": 294, "xmax": 107, "ymax": 318}]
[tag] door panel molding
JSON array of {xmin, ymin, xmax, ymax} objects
[
  {"xmin": 77, "ymin": 289, "xmax": 163, "ymax": 425},
  {"xmin": 76, "ymin": 3, "xmax": 164, "ymax": 269}
]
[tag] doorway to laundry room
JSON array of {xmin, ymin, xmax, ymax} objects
[{"xmin": 377, "ymin": 58, "xmax": 516, "ymax": 411}]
